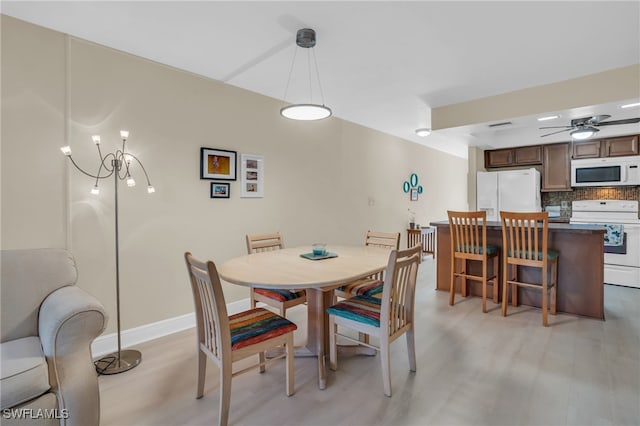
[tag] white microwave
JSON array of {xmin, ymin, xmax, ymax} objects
[{"xmin": 571, "ymin": 155, "xmax": 640, "ymax": 187}]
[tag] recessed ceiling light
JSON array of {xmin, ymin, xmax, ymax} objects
[
  {"xmin": 620, "ymin": 102, "xmax": 640, "ymax": 109},
  {"xmin": 537, "ymin": 115, "xmax": 559, "ymax": 121},
  {"xmin": 415, "ymin": 128, "xmax": 431, "ymax": 137}
]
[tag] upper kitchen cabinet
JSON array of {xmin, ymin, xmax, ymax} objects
[
  {"xmin": 572, "ymin": 140, "xmax": 601, "ymax": 159},
  {"xmin": 485, "ymin": 148, "xmax": 513, "ymax": 167},
  {"xmin": 542, "ymin": 143, "xmax": 571, "ymax": 192},
  {"xmin": 602, "ymin": 135, "xmax": 638, "ymax": 157},
  {"xmin": 485, "ymin": 145, "xmax": 542, "ymax": 168},
  {"xmin": 572, "ymin": 135, "xmax": 639, "ymax": 159}
]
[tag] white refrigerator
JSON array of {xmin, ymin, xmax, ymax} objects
[{"xmin": 476, "ymin": 168, "xmax": 541, "ymax": 221}]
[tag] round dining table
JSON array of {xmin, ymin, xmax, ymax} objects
[{"xmin": 217, "ymin": 245, "xmax": 392, "ymax": 389}]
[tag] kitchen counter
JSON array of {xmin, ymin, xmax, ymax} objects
[{"xmin": 430, "ymin": 221, "xmax": 606, "ymax": 320}]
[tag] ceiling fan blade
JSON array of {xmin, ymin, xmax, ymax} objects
[
  {"xmin": 539, "ymin": 126, "xmax": 573, "ymax": 129},
  {"xmin": 595, "ymin": 118, "xmax": 640, "ymax": 126},
  {"xmin": 588, "ymin": 114, "xmax": 611, "ymax": 124},
  {"xmin": 540, "ymin": 129, "xmax": 571, "ymax": 137}
]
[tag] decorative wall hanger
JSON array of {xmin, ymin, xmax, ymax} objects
[{"xmin": 403, "ymin": 173, "xmax": 423, "ymax": 201}]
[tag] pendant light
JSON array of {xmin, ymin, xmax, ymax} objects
[{"xmin": 280, "ymin": 28, "xmax": 332, "ymax": 121}]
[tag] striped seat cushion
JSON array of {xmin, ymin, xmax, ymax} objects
[
  {"xmin": 507, "ymin": 249, "xmax": 559, "ymax": 261},
  {"xmin": 326, "ymin": 295, "xmax": 381, "ymax": 327},
  {"xmin": 228, "ymin": 308, "xmax": 297, "ymax": 351},
  {"xmin": 455, "ymin": 244, "xmax": 498, "ymax": 255},
  {"xmin": 336, "ymin": 278, "xmax": 384, "ymax": 297},
  {"xmin": 254, "ymin": 288, "xmax": 305, "ymax": 302}
]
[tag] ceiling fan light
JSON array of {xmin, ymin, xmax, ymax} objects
[
  {"xmin": 570, "ymin": 127, "xmax": 599, "ymax": 140},
  {"xmin": 280, "ymin": 104, "xmax": 332, "ymax": 121}
]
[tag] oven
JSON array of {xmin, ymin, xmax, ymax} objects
[{"xmin": 570, "ymin": 200, "xmax": 640, "ymax": 288}]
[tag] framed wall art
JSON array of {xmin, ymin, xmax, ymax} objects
[
  {"xmin": 200, "ymin": 147, "xmax": 237, "ymax": 180},
  {"xmin": 210, "ymin": 182, "xmax": 230, "ymax": 198},
  {"xmin": 240, "ymin": 154, "xmax": 264, "ymax": 198}
]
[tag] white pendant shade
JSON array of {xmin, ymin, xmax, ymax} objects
[{"xmin": 280, "ymin": 104, "xmax": 332, "ymax": 121}]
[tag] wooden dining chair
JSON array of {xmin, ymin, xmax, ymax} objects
[
  {"xmin": 333, "ymin": 230, "xmax": 400, "ymax": 299},
  {"xmin": 327, "ymin": 245, "xmax": 421, "ymax": 397},
  {"xmin": 500, "ymin": 211, "xmax": 559, "ymax": 327},
  {"xmin": 447, "ymin": 210, "xmax": 500, "ymax": 313},
  {"xmin": 246, "ymin": 232, "xmax": 306, "ymax": 317},
  {"xmin": 184, "ymin": 252, "xmax": 296, "ymax": 426}
]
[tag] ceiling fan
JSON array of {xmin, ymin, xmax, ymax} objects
[{"xmin": 539, "ymin": 114, "xmax": 640, "ymax": 139}]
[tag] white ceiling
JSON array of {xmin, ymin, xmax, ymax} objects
[{"xmin": 3, "ymin": 1, "xmax": 640, "ymax": 158}]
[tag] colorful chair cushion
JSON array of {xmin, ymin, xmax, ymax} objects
[
  {"xmin": 254, "ymin": 288, "xmax": 305, "ymax": 302},
  {"xmin": 507, "ymin": 249, "xmax": 559, "ymax": 261},
  {"xmin": 336, "ymin": 278, "xmax": 384, "ymax": 297},
  {"xmin": 326, "ymin": 295, "xmax": 381, "ymax": 327},
  {"xmin": 455, "ymin": 244, "xmax": 498, "ymax": 255},
  {"xmin": 228, "ymin": 308, "xmax": 297, "ymax": 351}
]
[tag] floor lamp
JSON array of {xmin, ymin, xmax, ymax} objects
[{"xmin": 61, "ymin": 130, "xmax": 154, "ymax": 375}]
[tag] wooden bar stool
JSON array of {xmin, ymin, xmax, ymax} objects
[
  {"xmin": 500, "ymin": 211, "xmax": 559, "ymax": 327},
  {"xmin": 447, "ymin": 210, "xmax": 499, "ymax": 313}
]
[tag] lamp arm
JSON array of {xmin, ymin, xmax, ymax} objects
[
  {"xmin": 125, "ymin": 152, "xmax": 153, "ymax": 185},
  {"xmin": 67, "ymin": 155, "xmax": 113, "ymax": 180}
]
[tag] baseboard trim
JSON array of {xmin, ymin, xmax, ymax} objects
[{"xmin": 92, "ymin": 298, "xmax": 250, "ymax": 358}]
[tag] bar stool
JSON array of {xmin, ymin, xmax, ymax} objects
[
  {"xmin": 500, "ymin": 211, "xmax": 559, "ymax": 327},
  {"xmin": 447, "ymin": 211, "xmax": 499, "ymax": 313}
]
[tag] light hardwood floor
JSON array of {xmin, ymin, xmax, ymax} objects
[{"xmin": 99, "ymin": 259, "xmax": 640, "ymax": 426}]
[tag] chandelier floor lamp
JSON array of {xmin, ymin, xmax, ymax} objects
[{"xmin": 61, "ymin": 130, "xmax": 154, "ymax": 375}]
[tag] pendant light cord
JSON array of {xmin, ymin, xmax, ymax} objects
[
  {"xmin": 312, "ymin": 48, "xmax": 327, "ymax": 107},
  {"xmin": 281, "ymin": 46, "xmax": 298, "ymax": 107}
]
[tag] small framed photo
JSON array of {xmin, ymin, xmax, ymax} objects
[
  {"xmin": 200, "ymin": 148, "xmax": 237, "ymax": 180},
  {"xmin": 210, "ymin": 182, "xmax": 230, "ymax": 198},
  {"xmin": 410, "ymin": 188, "xmax": 418, "ymax": 201},
  {"xmin": 240, "ymin": 154, "xmax": 264, "ymax": 198}
]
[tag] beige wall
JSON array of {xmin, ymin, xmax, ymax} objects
[
  {"xmin": 432, "ymin": 64, "xmax": 640, "ymax": 130},
  {"xmin": 1, "ymin": 16, "xmax": 468, "ymax": 333}
]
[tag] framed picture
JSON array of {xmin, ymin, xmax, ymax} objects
[
  {"xmin": 410, "ymin": 188, "xmax": 418, "ymax": 201},
  {"xmin": 240, "ymin": 154, "xmax": 264, "ymax": 198},
  {"xmin": 200, "ymin": 148, "xmax": 237, "ymax": 180},
  {"xmin": 210, "ymin": 182, "xmax": 230, "ymax": 198}
]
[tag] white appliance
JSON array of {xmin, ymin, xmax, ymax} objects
[
  {"xmin": 476, "ymin": 168, "xmax": 541, "ymax": 221},
  {"xmin": 570, "ymin": 200, "xmax": 640, "ymax": 288},
  {"xmin": 571, "ymin": 155, "xmax": 640, "ymax": 187}
]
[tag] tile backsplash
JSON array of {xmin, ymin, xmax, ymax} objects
[{"xmin": 543, "ymin": 187, "xmax": 640, "ymax": 218}]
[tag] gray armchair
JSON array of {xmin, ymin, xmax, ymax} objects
[{"xmin": 1, "ymin": 249, "xmax": 108, "ymax": 426}]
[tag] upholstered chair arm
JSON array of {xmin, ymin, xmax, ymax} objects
[{"xmin": 38, "ymin": 286, "xmax": 108, "ymax": 426}]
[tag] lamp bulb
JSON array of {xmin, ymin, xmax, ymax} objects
[
  {"xmin": 90, "ymin": 185, "xmax": 100, "ymax": 195},
  {"xmin": 92, "ymin": 135, "xmax": 101, "ymax": 144},
  {"xmin": 147, "ymin": 185, "xmax": 156, "ymax": 194},
  {"xmin": 120, "ymin": 130, "xmax": 129, "ymax": 140},
  {"xmin": 126, "ymin": 176, "xmax": 136, "ymax": 187},
  {"xmin": 60, "ymin": 146, "xmax": 72, "ymax": 156}
]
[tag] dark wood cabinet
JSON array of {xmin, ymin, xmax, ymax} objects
[
  {"xmin": 602, "ymin": 135, "xmax": 638, "ymax": 157},
  {"xmin": 542, "ymin": 143, "xmax": 571, "ymax": 192},
  {"xmin": 514, "ymin": 145, "xmax": 542, "ymax": 165},
  {"xmin": 573, "ymin": 135, "xmax": 639, "ymax": 158},
  {"xmin": 572, "ymin": 141, "xmax": 601, "ymax": 159},
  {"xmin": 485, "ymin": 145, "xmax": 543, "ymax": 168},
  {"xmin": 485, "ymin": 149, "xmax": 513, "ymax": 168}
]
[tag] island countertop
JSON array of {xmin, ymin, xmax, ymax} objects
[
  {"xmin": 430, "ymin": 220, "xmax": 606, "ymax": 234},
  {"xmin": 430, "ymin": 220, "xmax": 605, "ymax": 320}
]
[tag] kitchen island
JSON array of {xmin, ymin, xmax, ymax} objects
[{"xmin": 430, "ymin": 221, "xmax": 606, "ymax": 320}]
